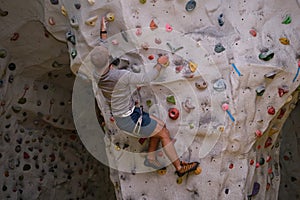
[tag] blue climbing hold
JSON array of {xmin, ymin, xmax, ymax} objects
[
  {"xmin": 50, "ymin": 0, "xmax": 59, "ymax": 5},
  {"xmin": 185, "ymin": 0, "xmax": 196, "ymax": 12},
  {"xmin": 214, "ymin": 43, "xmax": 225, "ymax": 53}
]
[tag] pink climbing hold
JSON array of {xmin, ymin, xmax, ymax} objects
[
  {"xmin": 136, "ymin": 27, "xmax": 142, "ymax": 36},
  {"xmin": 255, "ymin": 130, "xmax": 262, "ymax": 137},
  {"xmin": 165, "ymin": 23, "xmax": 173, "ymax": 32},
  {"xmin": 266, "ymin": 156, "xmax": 272, "ymax": 162},
  {"xmin": 222, "ymin": 103, "xmax": 229, "ymax": 111},
  {"xmin": 255, "ymin": 163, "xmax": 260, "ymax": 168}
]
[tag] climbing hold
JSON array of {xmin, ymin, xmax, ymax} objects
[
  {"xmin": 176, "ymin": 177, "xmax": 183, "ymax": 184},
  {"xmin": 74, "ymin": 3, "xmax": 81, "ymax": 9},
  {"xmin": 146, "ymin": 100, "xmax": 152, "ymax": 107},
  {"xmin": 85, "ymin": 16, "xmax": 98, "ymax": 26},
  {"xmin": 214, "ymin": 43, "xmax": 225, "ymax": 53},
  {"xmin": 185, "ymin": 0, "xmax": 196, "ymax": 12},
  {"xmin": 139, "ymin": 0, "xmax": 146, "ymax": 4},
  {"xmin": 135, "ymin": 27, "xmax": 142, "ymax": 36},
  {"xmin": 131, "ymin": 64, "xmax": 141, "ymax": 73},
  {"xmin": 0, "ymin": 49, "xmax": 7, "ymax": 58},
  {"xmin": 255, "ymin": 130, "xmax": 263, "ymax": 137},
  {"xmin": 88, "ymin": 0, "xmax": 95, "ymax": 5},
  {"xmin": 165, "ymin": 24, "xmax": 173, "ymax": 32},
  {"xmin": 150, "ymin": 19, "xmax": 158, "ymax": 30},
  {"xmin": 166, "ymin": 96, "xmax": 176, "ymax": 104},
  {"xmin": 12, "ymin": 105, "xmax": 21, "ymax": 113},
  {"xmin": 278, "ymin": 86, "xmax": 289, "ymax": 97},
  {"xmin": 255, "ymin": 86, "xmax": 265, "ymax": 96},
  {"xmin": 148, "ymin": 54, "xmax": 154, "ymax": 60},
  {"xmin": 264, "ymin": 137, "xmax": 273, "ymax": 148},
  {"xmin": 279, "ymin": 37, "xmax": 290, "ymax": 45},
  {"xmin": 267, "ymin": 106, "xmax": 275, "ymax": 115},
  {"xmin": 222, "ymin": 103, "xmax": 235, "ymax": 122},
  {"xmin": 61, "ymin": 5, "xmax": 67, "ymax": 16},
  {"xmin": 282, "ymin": 14, "xmax": 292, "ymax": 24},
  {"xmin": 111, "ymin": 39, "xmax": 119, "ymax": 45},
  {"xmin": 141, "ymin": 42, "xmax": 149, "ymax": 50},
  {"xmin": 0, "ymin": 8, "xmax": 8, "ymax": 16},
  {"xmin": 249, "ymin": 29, "xmax": 257, "ymax": 37},
  {"xmin": 264, "ymin": 71, "xmax": 277, "ymax": 79},
  {"xmin": 71, "ymin": 49, "xmax": 77, "ymax": 59},
  {"xmin": 155, "ymin": 38, "xmax": 161, "ymax": 44},
  {"xmin": 121, "ymin": 30, "xmax": 128, "ymax": 42},
  {"xmin": 249, "ymin": 159, "xmax": 254, "ymax": 165},
  {"xmin": 48, "ymin": 17, "xmax": 55, "ymax": 25},
  {"xmin": 259, "ymin": 157, "xmax": 265, "ymax": 165},
  {"xmin": 23, "ymin": 152, "xmax": 30, "ymax": 159},
  {"xmin": 50, "ymin": 0, "xmax": 59, "ymax": 5},
  {"xmin": 66, "ymin": 31, "xmax": 76, "ymax": 45},
  {"xmin": 266, "ymin": 156, "xmax": 272, "ymax": 162},
  {"xmin": 23, "ymin": 164, "xmax": 31, "ymax": 171},
  {"xmin": 70, "ymin": 16, "xmax": 79, "ymax": 28},
  {"xmin": 106, "ymin": 12, "xmax": 115, "ymax": 22},
  {"xmin": 251, "ymin": 182, "xmax": 260, "ymax": 196},
  {"xmin": 195, "ymin": 79, "xmax": 207, "ymax": 89},
  {"xmin": 189, "ymin": 61, "xmax": 198, "ymax": 73},
  {"xmin": 218, "ymin": 13, "xmax": 224, "ymax": 26},
  {"xmin": 292, "ymin": 60, "xmax": 300, "ymax": 82},
  {"xmin": 229, "ymin": 163, "xmax": 234, "ymax": 169},
  {"xmin": 10, "ymin": 32, "xmax": 19, "ymax": 41},
  {"xmin": 8, "ymin": 63, "xmax": 16, "ymax": 71},
  {"xmin": 8, "ymin": 75, "xmax": 14, "ymax": 83},
  {"xmin": 175, "ymin": 65, "xmax": 183, "ymax": 73},
  {"xmin": 18, "ymin": 98, "xmax": 26, "ymax": 104},
  {"xmin": 168, "ymin": 108, "xmax": 179, "ymax": 120},
  {"xmin": 259, "ymin": 50, "xmax": 274, "ymax": 61},
  {"xmin": 277, "ymin": 108, "xmax": 286, "ymax": 119},
  {"xmin": 213, "ymin": 79, "xmax": 226, "ymax": 92},
  {"xmin": 182, "ymin": 98, "xmax": 195, "ymax": 113}
]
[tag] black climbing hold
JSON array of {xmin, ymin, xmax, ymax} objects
[
  {"xmin": 50, "ymin": 0, "xmax": 59, "ymax": 5},
  {"xmin": 291, "ymin": 177, "xmax": 297, "ymax": 182},
  {"xmin": 37, "ymin": 100, "xmax": 42, "ymax": 106},
  {"xmin": 8, "ymin": 75, "xmax": 14, "ymax": 83},
  {"xmin": 0, "ymin": 9, "xmax": 8, "ymax": 17},
  {"xmin": 12, "ymin": 105, "xmax": 21, "ymax": 113},
  {"xmin": 15, "ymin": 145, "xmax": 21, "ymax": 153},
  {"xmin": 66, "ymin": 31, "xmax": 76, "ymax": 45},
  {"xmin": 23, "ymin": 164, "xmax": 31, "ymax": 171},
  {"xmin": 185, "ymin": 0, "xmax": 196, "ymax": 12},
  {"xmin": 0, "ymin": 80, "xmax": 3, "ymax": 87},
  {"xmin": 218, "ymin": 13, "xmax": 224, "ymax": 26},
  {"xmin": 71, "ymin": 49, "xmax": 77, "ymax": 59},
  {"xmin": 256, "ymin": 86, "xmax": 265, "ymax": 96},
  {"xmin": 74, "ymin": 3, "xmax": 81, "ymax": 9},
  {"xmin": 43, "ymin": 85, "xmax": 48, "ymax": 90},
  {"xmin": 225, "ymin": 188, "xmax": 229, "ymax": 194},
  {"xmin": 2, "ymin": 185, "xmax": 7, "ymax": 191},
  {"xmin": 8, "ymin": 63, "xmax": 16, "ymax": 71}
]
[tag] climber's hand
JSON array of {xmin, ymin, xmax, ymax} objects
[{"xmin": 157, "ymin": 55, "xmax": 169, "ymax": 67}]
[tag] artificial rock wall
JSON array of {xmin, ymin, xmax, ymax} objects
[{"xmin": 1, "ymin": 0, "xmax": 300, "ymax": 200}]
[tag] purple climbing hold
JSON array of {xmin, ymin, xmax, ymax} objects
[
  {"xmin": 251, "ymin": 182, "xmax": 260, "ymax": 196},
  {"xmin": 50, "ymin": 0, "xmax": 59, "ymax": 5}
]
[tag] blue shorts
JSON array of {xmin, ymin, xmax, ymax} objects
[{"xmin": 114, "ymin": 107, "xmax": 157, "ymax": 137}]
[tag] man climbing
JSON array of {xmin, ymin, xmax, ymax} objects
[{"xmin": 91, "ymin": 46, "xmax": 199, "ymax": 177}]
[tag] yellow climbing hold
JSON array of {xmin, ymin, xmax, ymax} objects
[
  {"xmin": 85, "ymin": 16, "xmax": 98, "ymax": 26},
  {"xmin": 88, "ymin": 0, "xmax": 95, "ymax": 5},
  {"xmin": 140, "ymin": 0, "xmax": 147, "ymax": 4},
  {"xmin": 106, "ymin": 12, "xmax": 115, "ymax": 22},
  {"xmin": 61, "ymin": 5, "xmax": 67, "ymax": 16},
  {"xmin": 176, "ymin": 177, "xmax": 183, "ymax": 184},
  {"xmin": 189, "ymin": 61, "xmax": 198, "ymax": 73},
  {"xmin": 286, "ymin": 95, "xmax": 293, "ymax": 103},
  {"xmin": 279, "ymin": 37, "xmax": 290, "ymax": 45},
  {"xmin": 268, "ymin": 127, "xmax": 279, "ymax": 136},
  {"xmin": 194, "ymin": 167, "xmax": 202, "ymax": 175},
  {"xmin": 218, "ymin": 126, "xmax": 225, "ymax": 133},
  {"xmin": 114, "ymin": 145, "xmax": 121, "ymax": 151}
]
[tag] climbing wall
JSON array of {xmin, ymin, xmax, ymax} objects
[
  {"xmin": 1, "ymin": 0, "xmax": 300, "ymax": 200},
  {"xmin": 0, "ymin": 0, "xmax": 115, "ymax": 199}
]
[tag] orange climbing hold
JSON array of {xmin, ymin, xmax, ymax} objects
[{"xmin": 150, "ymin": 19, "xmax": 158, "ymax": 30}]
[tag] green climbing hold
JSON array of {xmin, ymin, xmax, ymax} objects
[
  {"xmin": 18, "ymin": 97, "xmax": 27, "ymax": 104},
  {"xmin": 0, "ymin": 49, "xmax": 7, "ymax": 58},
  {"xmin": 282, "ymin": 14, "xmax": 291, "ymax": 24},
  {"xmin": 259, "ymin": 157, "xmax": 265, "ymax": 165},
  {"xmin": 166, "ymin": 95, "xmax": 176, "ymax": 104},
  {"xmin": 214, "ymin": 43, "xmax": 225, "ymax": 53},
  {"xmin": 139, "ymin": 0, "xmax": 146, "ymax": 4},
  {"xmin": 259, "ymin": 50, "xmax": 274, "ymax": 61},
  {"xmin": 146, "ymin": 100, "xmax": 152, "ymax": 107}
]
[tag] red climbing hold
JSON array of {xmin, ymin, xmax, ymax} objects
[
  {"xmin": 267, "ymin": 106, "xmax": 275, "ymax": 115},
  {"xmin": 277, "ymin": 108, "xmax": 286, "ymax": 119},
  {"xmin": 249, "ymin": 29, "xmax": 257, "ymax": 37},
  {"xmin": 229, "ymin": 163, "xmax": 234, "ymax": 169},
  {"xmin": 250, "ymin": 159, "xmax": 254, "ymax": 165},
  {"xmin": 10, "ymin": 32, "xmax": 19, "ymax": 41},
  {"xmin": 168, "ymin": 108, "xmax": 179, "ymax": 120},
  {"xmin": 23, "ymin": 152, "xmax": 30, "ymax": 159},
  {"xmin": 255, "ymin": 130, "xmax": 262, "ymax": 137},
  {"xmin": 148, "ymin": 55, "xmax": 155, "ymax": 60},
  {"xmin": 264, "ymin": 137, "xmax": 272, "ymax": 148},
  {"xmin": 278, "ymin": 87, "xmax": 289, "ymax": 97},
  {"xmin": 138, "ymin": 138, "xmax": 147, "ymax": 145}
]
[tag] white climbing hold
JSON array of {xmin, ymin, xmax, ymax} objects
[
  {"xmin": 88, "ymin": 0, "xmax": 95, "ymax": 5},
  {"xmin": 85, "ymin": 16, "xmax": 98, "ymax": 26}
]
